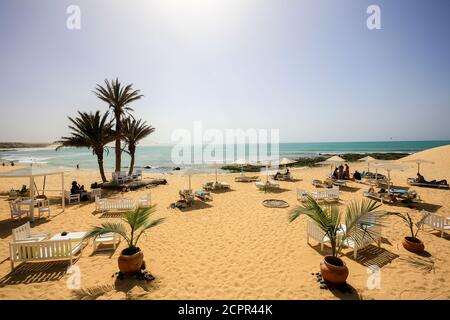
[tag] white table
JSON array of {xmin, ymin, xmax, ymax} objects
[
  {"xmin": 17, "ymin": 198, "xmax": 48, "ymax": 222},
  {"xmin": 50, "ymin": 231, "xmax": 87, "ymax": 242}
]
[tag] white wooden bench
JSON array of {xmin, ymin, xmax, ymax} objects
[
  {"xmin": 297, "ymin": 187, "xmax": 339, "ymax": 202},
  {"xmin": 421, "ymin": 210, "xmax": 450, "ymax": 237},
  {"xmin": 12, "ymin": 222, "xmax": 50, "ymax": 242},
  {"xmin": 95, "ymin": 196, "xmax": 137, "ymax": 212},
  {"xmin": 9, "ymin": 239, "xmax": 84, "ymax": 270}
]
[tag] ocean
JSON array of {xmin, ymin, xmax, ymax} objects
[{"xmin": 0, "ymin": 140, "xmax": 448, "ymax": 172}]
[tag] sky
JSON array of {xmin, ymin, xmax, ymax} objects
[{"xmin": 0, "ymin": 0, "xmax": 449, "ymax": 144}]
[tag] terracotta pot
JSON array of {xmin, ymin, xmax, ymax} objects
[
  {"xmin": 402, "ymin": 236, "xmax": 425, "ymax": 253},
  {"xmin": 320, "ymin": 256, "xmax": 349, "ymax": 284},
  {"xmin": 118, "ymin": 250, "xmax": 144, "ymax": 275}
]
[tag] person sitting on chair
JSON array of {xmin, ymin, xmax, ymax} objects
[
  {"xmin": 71, "ymin": 181, "xmax": 88, "ymax": 201},
  {"xmin": 353, "ymin": 170, "xmax": 362, "ymax": 181},
  {"xmin": 332, "ymin": 168, "xmax": 339, "ymax": 180}
]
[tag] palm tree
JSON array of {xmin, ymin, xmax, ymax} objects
[
  {"xmin": 56, "ymin": 111, "xmax": 115, "ymax": 182},
  {"xmin": 83, "ymin": 206, "xmax": 164, "ymax": 255},
  {"xmin": 289, "ymin": 196, "xmax": 385, "ymax": 257},
  {"xmin": 93, "ymin": 78, "xmax": 143, "ymax": 173},
  {"xmin": 122, "ymin": 117, "xmax": 155, "ymax": 175}
]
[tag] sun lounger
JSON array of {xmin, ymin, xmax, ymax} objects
[
  {"xmin": 273, "ymin": 173, "xmax": 292, "ymax": 181},
  {"xmin": 215, "ymin": 181, "xmax": 230, "ymax": 189},
  {"xmin": 421, "ymin": 210, "xmax": 450, "ymax": 237},
  {"xmin": 307, "ymin": 218, "xmax": 381, "ymax": 258},
  {"xmin": 202, "ymin": 182, "xmax": 214, "ymax": 191},
  {"xmin": 235, "ymin": 175, "xmax": 260, "ymax": 182},
  {"xmin": 93, "ymin": 232, "xmax": 121, "ymax": 252},
  {"xmin": 255, "ymin": 181, "xmax": 280, "ymax": 191},
  {"xmin": 194, "ymin": 190, "xmax": 212, "ymax": 201},
  {"xmin": 312, "ymin": 179, "xmax": 332, "ymax": 188},
  {"xmin": 138, "ymin": 193, "xmax": 152, "ymax": 208},
  {"xmin": 179, "ymin": 189, "xmax": 195, "ymax": 205},
  {"xmin": 407, "ymin": 178, "xmax": 449, "ymax": 189}
]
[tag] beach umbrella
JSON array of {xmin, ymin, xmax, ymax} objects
[
  {"xmin": 207, "ymin": 161, "xmax": 224, "ymax": 183},
  {"xmin": 233, "ymin": 159, "xmax": 248, "ymax": 175},
  {"xmin": 278, "ymin": 157, "xmax": 296, "ymax": 169},
  {"xmin": 252, "ymin": 159, "xmax": 275, "ymax": 182},
  {"xmin": 402, "ymin": 159, "xmax": 434, "ymax": 174},
  {"xmin": 317, "ymin": 156, "xmax": 346, "ymax": 175},
  {"xmin": 180, "ymin": 168, "xmax": 203, "ymax": 190},
  {"xmin": 373, "ymin": 162, "xmax": 405, "ymax": 194},
  {"xmin": 358, "ymin": 156, "xmax": 377, "ymax": 172}
]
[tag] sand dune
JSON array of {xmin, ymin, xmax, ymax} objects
[{"xmin": 0, "ymin": 145, "xmax": 449, "ymax": 300}]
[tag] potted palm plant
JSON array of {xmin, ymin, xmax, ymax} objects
[
  {"xmin": 385, "ymin": 211, "xmax": 429, "ymax": 253},
  {"xmin": 289, "ymin": 196, "xmax": 385, "ymax": 284},
  {"xmin": 83, "ymin": 206, "xmax": 164, "ymax": 275}
]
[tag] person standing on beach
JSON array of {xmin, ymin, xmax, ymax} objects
[
  {"xmin": 76, "ymin": 164, "xmax": 80, "ymax": 169},
  {"xmin": 338, "ymin": 164, "xmax": 344, "ymax": 179}
]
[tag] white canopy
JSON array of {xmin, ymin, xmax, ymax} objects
[
  {"xmin": 0, "ymin": 167, "xmax": 65, "ymax": 178},
  {"xmin": 0, "ymin": 167, "xmax": 66, "ymax": 221}
]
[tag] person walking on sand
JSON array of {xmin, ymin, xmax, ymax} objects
[{"xmin": 76, "ymin": 164, "xmax": 80, "ymax": 170}]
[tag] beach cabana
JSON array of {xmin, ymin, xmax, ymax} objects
[
  {"xmin": 0, "ymin": 167, "xmax": 66, "ymax": 221},
  {"xmin": 402, "ymin": 159, "xmax": 434, "ymax": 174}
]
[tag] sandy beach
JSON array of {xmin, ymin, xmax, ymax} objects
[{"xmin": 0, "ymin": 144, "xmax": 448, "ymax": 300}]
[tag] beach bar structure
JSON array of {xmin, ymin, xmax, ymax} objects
[{"xmin": 0, "ymin": 167, "xmax": 66, "ymax": 221}]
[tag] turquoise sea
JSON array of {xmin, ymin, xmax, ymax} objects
[{"xmin": 0, "ymin": 140, "xmax": 449, "ymax": 172}]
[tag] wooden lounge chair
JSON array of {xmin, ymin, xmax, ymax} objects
[
  {"xmin": 235, "ymin": 175, "xmax": 260, "ymax": 182},
  {"xmin": 194, "ymin": 190, "xmax": 212, "ymax": 201},
  {"xmin": 256, "ymin": 181, "xmax": 280, "ymax": 191},
  {"xmin": 406, "ymin": 178, "xmax": 449, "ymax": 189},
  {"xmin": 93, "ymin": 232, "xmax": 121, "ymax": 252},
  {"xmin": 179, "ymin": 189, "xmax": 195, "ymax": 205}
]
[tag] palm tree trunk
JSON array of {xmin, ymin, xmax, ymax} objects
[
  {"xmin": 115, "ymin": 111, "xmax": 122, "ymax": 172},
  {"xmin": 96, "ymin": 152, "xmax": 107, "ymax": 182},
  {"xmin": 128, "ymin": 146, "xmax": 136, "ymax": 176}
]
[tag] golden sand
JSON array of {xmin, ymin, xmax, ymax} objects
[{"xmin": 0, "ymin": 145, "xmax": 449, "ymax": 300}]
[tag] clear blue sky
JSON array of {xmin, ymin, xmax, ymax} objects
[{"xmin": 0, "ymin": 0, "xmax": 449, "ymax": 143}]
